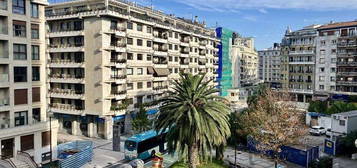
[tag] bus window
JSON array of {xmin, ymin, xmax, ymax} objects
[{"xmin": 125, "ymin": 141, "xmax": 137, "ymax": 151}]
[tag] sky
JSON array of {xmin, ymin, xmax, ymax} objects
[{"xmin": 49, "ymin": 0, "xmax": 357, "ymax": 50}]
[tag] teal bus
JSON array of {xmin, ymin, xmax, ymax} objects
[{"xmin": 124, "ymin": 130, "xmax": 168, "ymax": 160}]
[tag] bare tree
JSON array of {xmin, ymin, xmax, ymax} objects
[{"xmin": 242, "ymin": 90, "xmax": 307, "ymax": 167}]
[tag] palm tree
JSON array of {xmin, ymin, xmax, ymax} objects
[{"xmin": 154, "ymin": 73, "xmax": 231, "ymax": 168}]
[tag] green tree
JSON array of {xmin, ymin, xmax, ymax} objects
[
  {"xmin": 340, "ymin": 131, "xmax": 357, "ymax": 156},
  {"xmin": 308, "ymin": 101, "xmax": 328, "ymax": 113},
  {"xmin": 247, "ymin": 84, "xmax": 267, "ymax": 107},
  {"xmin": 132, "ymin": 105, "xmax": 151, "ymax": 133},
  {"xmin": 228, "ymin": 110, "xmax": 250, "ymax": 147},
  {"xmin": 154, "ymin": 73, "xmax": 231, "ymax": 168},
  {"xmin": 326, "ymin": 101, "xmax": 357, "ymax": 115}
]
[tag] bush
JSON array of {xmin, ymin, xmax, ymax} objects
[
  {"xmin": 308, "ymin": 101, "xmax": 328, "ymax": 113},
  {"xmin": 309, "ymin": 156, "xmax": 333, "ymax": 168},
  {"xmin": 170, "ymin": 160, "xmax": 228, "ymax": 168},
  {"xmin": 339, "ymin": 131, "xmax": 357, "ymax": 156}
]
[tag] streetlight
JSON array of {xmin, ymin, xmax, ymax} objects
[{"xmin": 48, "ymin": 112, "xmax": 54, "ymax": 163}]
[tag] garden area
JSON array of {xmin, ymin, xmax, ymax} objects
[{"xmin": 170, "ymin": 160, "xmax": 228, "ymax": 168}]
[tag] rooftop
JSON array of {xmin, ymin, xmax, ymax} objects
[
  {"xmin": 333, "ymin": 110, "xmax": 357, "ymax": 117},
  {"xmin": 318, "ymin": 21, "xmax": 357, "ymax": 30}
]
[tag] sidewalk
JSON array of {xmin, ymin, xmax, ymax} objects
[{"xmin": 224, "ymin": 148, "xmax": 303, "ymax": 168}]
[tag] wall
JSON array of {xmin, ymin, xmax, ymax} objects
[{"xmin": 347, "ymin": 116, "xmax": 357, "ymax": 133}]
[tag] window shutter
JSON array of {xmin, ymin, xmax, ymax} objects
[
  {"xmin": 14, "ymin": 89, "xmax": 28, "ymax": 105},
  {"xmin": 21, "ymin": 134, "xmax": 34, "ymax": 151},
  {"xmin": 32, "ymin": 87, "xmax": 40, "ymax": 102}
]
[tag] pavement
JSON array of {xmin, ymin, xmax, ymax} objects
[{"xmin": 224, "ymin": 148, "xmax": 303, "ymax": 168}]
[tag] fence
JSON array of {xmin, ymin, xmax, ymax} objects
[{"xmin": 57, "ymin": 141, "xmax": 93, "ymax": 168}]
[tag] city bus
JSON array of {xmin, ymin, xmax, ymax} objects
[{"xmin": 124, "ymin": 129, "xmax": 168, "ymax": 160}]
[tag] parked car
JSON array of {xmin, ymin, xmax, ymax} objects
[
  {"xmin": 325, "ymin": 128, "xmax": 332, "ymax": 137},
  {"xmin": 310, "ymin": 126, "xmax": 326, "ymax": 136}
]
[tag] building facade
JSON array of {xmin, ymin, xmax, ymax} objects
[
  {"xmin": 258, "ymin": 43, "xmax": 281, "ymax": 88},
  {"xmin": 0, "ymin": 0, "xmax": 58, "ymax": 165},
  {"xmin": 281, "ymin": 25, "xmax": 320, "ymax": 102},
  {"xmin": 45, "ymin": 0, "xmax": 219, "ymax": 139}
]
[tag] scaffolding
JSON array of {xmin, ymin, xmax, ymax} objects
[{"xmin": 216, "ymin": 27, "xmax": 233, "ymax": 96}]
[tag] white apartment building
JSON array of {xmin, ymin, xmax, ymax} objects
[
  {"xmin": 258, "ymin": 43, "xmax": 281, "ymax": 88},
  {"xmin": 45, "ymin": 0, "xmax": 219, "ymax": 139},
  {"xmin": 0, "ymin": 0, "xmax": 58, "ymax": 166}
]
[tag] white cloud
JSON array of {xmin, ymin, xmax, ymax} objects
[
  {"xmin": 258, "ymin": 9, "xmax": 268, "ymax": 14},
  {"xmin": 243, "ymin": 15, "xmax": 258, "ymax": 22},
  {"xmin": 169, "ymin": 0, "xmax": 357, "ymax": 11}
]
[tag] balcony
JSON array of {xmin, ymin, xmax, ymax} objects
[
  {"xmin": 49, "ymin": 88, "xmax": 84, "ymax": 100},
  {"xmin": 0, "ymin": 40, "xmax": 9, "ymax": 61},
  {"xmin": 289, "ymin": 89, "xmax": 313, "ymax": 94},
  {"xmin": 49, "ymin": 74, "xmax": 85, "ymax": 84},
  {"xmin": 110, "ymin": 90, "xmax": 127, "ymax": 100},
  {"xmin": 109, "ymin": 59, "xmax": 127, "ymax": 68},
  {"xmin": 49, "ymin": 59, "xmax": 85, "ymax": 68},
  {"xmin": 50, "ymin": 103, "xmax": 85, "ymax": 115},
  {"xmin": 48, "ymin": 44, "xmax": 84, "ymax": 53},
  {"xmin": 107, "ymin": 43, "xmax": 126, "ymax": 53},
  {"xmin": 0, "ymin": 97, "xmax": 9, "ymax": 111},
  {"xmin": 153, "ymin": 33, "xmax": 168, "ymax": 43},
  {"xmin": 153, "ymin": 76, "xmax": 168, "ymax": 82},
  {"xmin": 107, "ymin": 26, "xmax": 126, "ymax": 37},
  {"xmin": 337, "ymin": 42, "xmax": 357, "ymax": 47},
  {"xmin": 199, "ymin": 40, "xmax": 207, "ymax": 46},
  {"xmin": 0, "ymin": 73, "xmax": 9, "ymax": 87},
  {"xmin": 337, "ymin": 72, "xmax": 357, "ymax": 76},
  {"xmin": 337, "ymin": 62, "xmax": 357, "ymax": 66},
  {"xmin": 289, "ymin": 50, "xmax": 314, "ymax": 55},
  {"xmin": 109, "ymin": 75, "xmax": 127, "ymax": 84},
  {"xmin": 48, "ymin": 30, "xmax": 84, "ymax": 38},
  {"xmin": 288, "ymin": 60, "xmax": 314, "ymax": 65},
  {"xmin": 337, "ymin": 81, "xmax": 357, "ymax": 86}
]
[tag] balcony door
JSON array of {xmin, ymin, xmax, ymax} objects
[{"xmin": 1, "ymin": 138, "xmax": 14, "ymax": 159}]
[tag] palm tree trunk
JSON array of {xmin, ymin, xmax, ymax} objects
[
  {"xmin": 188, "ymin": 143, "xmax": 199, "ymax": 168},
  {"xmin": 215, "ymin": 144, "xmax": 224, "ymax": 161}
]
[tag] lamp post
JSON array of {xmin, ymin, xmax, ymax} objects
[{"xmin": 48, "ymin": 112, "xmax": 54, "ymax": 163}]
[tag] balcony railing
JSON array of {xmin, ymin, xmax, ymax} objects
[
  {"xmin": 110, "ymin": 59, "xmax": 126, "ymax": 64},
  {"xmin": 337, "ymin": 72, "xmax": 357, "ymax": 76},
  {"xmin": 337, "ymin": 62, "xmax": 357, "ymax": 66},
  {"xmin": 50, "ymin": 59, "xmax": 84, "ymax": 64},
  {"xmin": 337, "ymin": 81, "xmax": 357, "ymax": 85},
  {"xmin": 110, "ymin": 103, "xmax": 128, "ymax": 111},
  {"xmin": 49, "ymin": 43, "xmax": 84, "ymax": 48},
  {"xmin": 0, "ymin": 98, "xmax": 9, "ymax": 107},
  {"xmin": 49, "ymin": 74, "xmax": 85, "ymax": 79},
  {"xmin": 111, "ymin": 90, "xmax": 127, "ymax": 95},
  {"xmin": 153, "ymin": 86, "xmax": 168, "ymax": 90},
  {"xmin": 111, "ymin": 75, "xmax": 126, "ymax": 79},
  {"xmin": 289, "ymin": 50, "xmax": 314, "ymax": 55},
  {"xmin": 0, "ymin": 73, "xmax": 9, "ymax": 82},
  {"xmin": 50, "ymin": 103, "xmax": 84, "ymax": 111},
  {"xmin": 50, "ymin": 88, "xmax": 84, "ymax": 95},
  {"xmin": 337, "ymin": 42, "xmax": 357, "ymax": 47}
]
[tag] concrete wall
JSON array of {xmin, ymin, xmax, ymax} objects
[{"xmin": 347, "ymin": 116, "xmax": 357, "ymax": 133}]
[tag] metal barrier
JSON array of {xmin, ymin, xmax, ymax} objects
[
  {"xmin": 0, "ymin": 155, "xmax": 16, "ymax": 168},
  {"xmin": 57, "ymin": 141, "xmax": 93, "ymax": 168},
  {"xmin": 17, "ymin": 151, "xmax": 38, "ymax": 168}
]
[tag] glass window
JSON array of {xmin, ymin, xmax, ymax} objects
[
  {"xmin": 339, "ymin": 120, "xmax": 345, "ymax": 126},
  {"xmin": 74, "ymin": 21, "xmax": 83, "ymax": 30},
  {"xmin": 127, "ymin": 22, "xmax": 133, "ymax": 29},
  {"xmin": 147, "ymin": 82, "xmax": 151, "ymax": 88},
  {"xmin": 31, "ymin": 45, "xmax": 39, "ymax": 60},
  {"xmin": 14, "ymin": 44, "xmax": 27, "ymax": 60},
  {"xmin": 127, "ymin": 68, "xmax": 133, "ymax": 75},
  {"xmin": 13, "ymin": 20, "xmax": 26, "ymax": 37},
  {"xmin": 137, "ymin": 24, "xmax": 142, "ymax": 31},
  {"xmin": 15, "ymin": 111, "xmax": 28, "ymax": 126},
  {"xmin": 32, "ymin": 67, "xmax": 40, "ymax": 81},
  {"xmin": 21, "ymin": 134, "xmax": 34, "ymax": 151},
  {"xmin": 147, "ymin": 26, "xmax": 152, "ymax": 33},
  {"xmin": 127, "ymin": 83, "xmax": 133, "ymax": 90},
  {"xmin": 14, "ymin": 67, "xmax": 27, "ymax": 82},
  {"xmin": 110, "ymin": 20, "xmax": 117, "ymax": 30},
  {"xmin": 137, "ymin": 68, "xmax": 143, "ymax": 75},
  {"xmin": 32, "ymin": 108, "xmax": 40, "ymax": 122},
  {"xmin": 137, "ymin": 39, "xmax": 143, "ymax": 46},
  {"xmin": 13, "ymin": 0, "xmax": 25, "ymax": 14},
  {"xmin": 147, "ymin": 41, "xmax": 152, "ymax": 47},
  {"xmin": 30, "ymin": 3, "xmax": 38, "ymax": 18},
  {"xmin": 127, "ymin": 53, "xmax": 133, "ymax": 60},
  {"xmin": 31, "ymin": 24, "xmax": 39, "ymax": 39},
  {"xmin": 127, "ymin": 38, "xmax": 133, "ymax": 45},
  {"xmin": 137, "ymin": 82, "xmax": 143, "ymax": 89},
  {"xmin": 146, "ymin": 54, "xmax": 151, "ymax": 61},
  {"xmin": 137, "ymin": 54, "xmax": 143, "ymax": 60}
]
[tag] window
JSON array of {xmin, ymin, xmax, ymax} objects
[
  {"xmin": 320, "ymin": 50, "xmax": 326, "ymax": 55},
  {"xmin": 31, "ymin": 45, "xmax": 39, "ymax": 60},
  {"xmin": 127, "ymin": 38, "xmax": 133, "ymax": 45},
  {"xmin": 31, "ymin": 24, "xmax": 39, "ymax": 39},
  {"xmin": 330, "ymin": 76, "xmax": 336, "ymax": 81},
  {"xmin": 147, "ymin": 41, "xmax": 152, "ymax": 47},
  {"xmin": 319, "ymin": 76, "xmax": 325, "ymax": 81},
  {"xmin": 127, "ymin": 68, "xmax": 133, "ymax": 75},
  {"xmin": 15, "ymin": 111, "xmax": 28, "ymax": 126},
  {"xmin": 319, "ymin": 58, "xmax": 325, "ymax": 63},
  {"xmin": 175, "ymin": 45, "xmax": 178, "ymax": 50},
  {"xmin": 13, "ymin": 20, "xmax": 26, "ymax": 37},
  {"xmin": 30, "ymin": 3, "xmax": 38, "ymax": 18},
  {"xmin": 137, "ymin": 39, "xmax": 143, "ymax": 46},
  {"xmin": 127, "ymin": 53, "xmax": 133, "ymax": 60},
  {"xmin": 32, "ymin": 87, "xmax": 40, "ymax": 102},
  {"xmin": 127, "ymin": 22, "xmax": 133, "ymax": 29},
  {"xmin": 127, "ymin": 83, "xmax": 133, "ymax": 90},
  {"xmin": 137, "ymin": 68, "xmax": 143, "ymax": 75},
  {"xmin": 168, "ymin": 44, "xmax": 172, "ymax": 50},
  {"xmin": 175, "ymin": 32, "xmax": 178, "ymax": 39},
  {"xmin": 21, "ymin": 134, "xmax": 34, "ymax": 151},
  {"xmin": 146, "ymin": 54, "xmax": 152, "ymax": 61},
  {"xmin": 331, "ymin": 58, "xmax": 337, "ymax": 63},
  {"xmin": 147, "ymin": 82, "xmax": 151, "ymax": 88},
  {"xmin": 332, "ymin": 40, "xmax": 337, "ymax": 44},
  {"xmin": 137, "ymin": 54, "xmax": 143, "ymax": 60},
  {"xmin": 331, "ymin": 68, "xmax": 336, "ymax": 73},
  {"xmin": 110, "ymin": 20, "xmax": 117, "ymax": 30},
  {"xmin": 14, "ymin": 89, "xmax": 28, "ymax": 105},
  {"xmin": 14, "ymin": 44, "xmax": 27, "ymax": 60},
  {"xmin": 147, "ymin": 26, "xmax": 152, "ymax": 33},
  {"xmin": 13, "ymin": 0, "xmax": 25, "ymax": 14},
  {"xmin": 32, "ymin": 67, "xmax": 40, "ymax": 81},
  {"xmin": 331, "ymin": 49, "xmax": 336, "ymax": 54},
  {"xmin": 74, "ymin": 21, "xmax": 83, "ymax": 30},
  {"xmin": 319, "ymin": 85, "xmax": 324, "ymax": 90},
  {"xmin": 320, "ymin": 68, "xmax": 325, "ymax": 72},
  {"xmin": 32, "ymin": 108, "xmax": 40, "ymax": 122},
  {"xmin": 42, "ymin": 131, "xmax": 50, "ymax": 147},
  {"xmin": 339, "ymin": 120, "xmax": 345, "ymax": 126},
  {"xmin": 137, "ymin": 82, "xmax": 143, "ymax": 89},
  {"xmin": 169, "ymin": 56, "xmax": 172, "ymax": 61},
  {"xmin": 137, "ymin": 24, "xmax": 142, "ymax": 31},
  {"xmin": 14, "ymin": 67, "xmax": 27, "ymax": 82}
]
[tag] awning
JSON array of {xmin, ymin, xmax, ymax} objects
[
  {"xmin": 147, "ymin": 67, "xmax": 154, "ymax": 74},
  {"xmin": 113, "ymin": 115, "xmax": 125, "ymax": 121},
  {"xmin": 154, "ymin": 68, "xmax": 170, "ymax": 77},
  {"xmin": 147, "ymin": 109, "xmax": 159, "ymax": 115}
]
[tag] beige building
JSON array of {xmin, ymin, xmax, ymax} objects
[
  {"xmin": 227, "ymin": 36, "xmax": 259, "ymax": 109},
  {"xmin": 45, "ymin": 0, "xmax": 219, "ymax": 139},
  {"xmin": 0, "ymin": 0, "xmax": 58, "ymax": 166},
  {"xmin": 258, "ymin": 43, "xmax": 281, "ymax": 88}
]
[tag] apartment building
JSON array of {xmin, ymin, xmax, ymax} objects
[
  {"xmin": 45, "ymin": 0, "xmax": 219, "ymax": 139},
  {"xmin": 258, "ymin": 43, "xmax": 281, "ymax": 88},
  {"xmin": 0, "ymin": 0, "xmax": 58, "ymax": 165},
  {"xmin": 281, "ymin": 25, "xmax": 320, "ymax": 102},
  {"xmin": 215, "ymin": 28, "xmax": 258, "ymax": 109}
]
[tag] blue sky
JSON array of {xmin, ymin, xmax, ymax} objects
[{"xmin": 49, "ymin": 0, "xmax": 357, "ymax": 50}]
